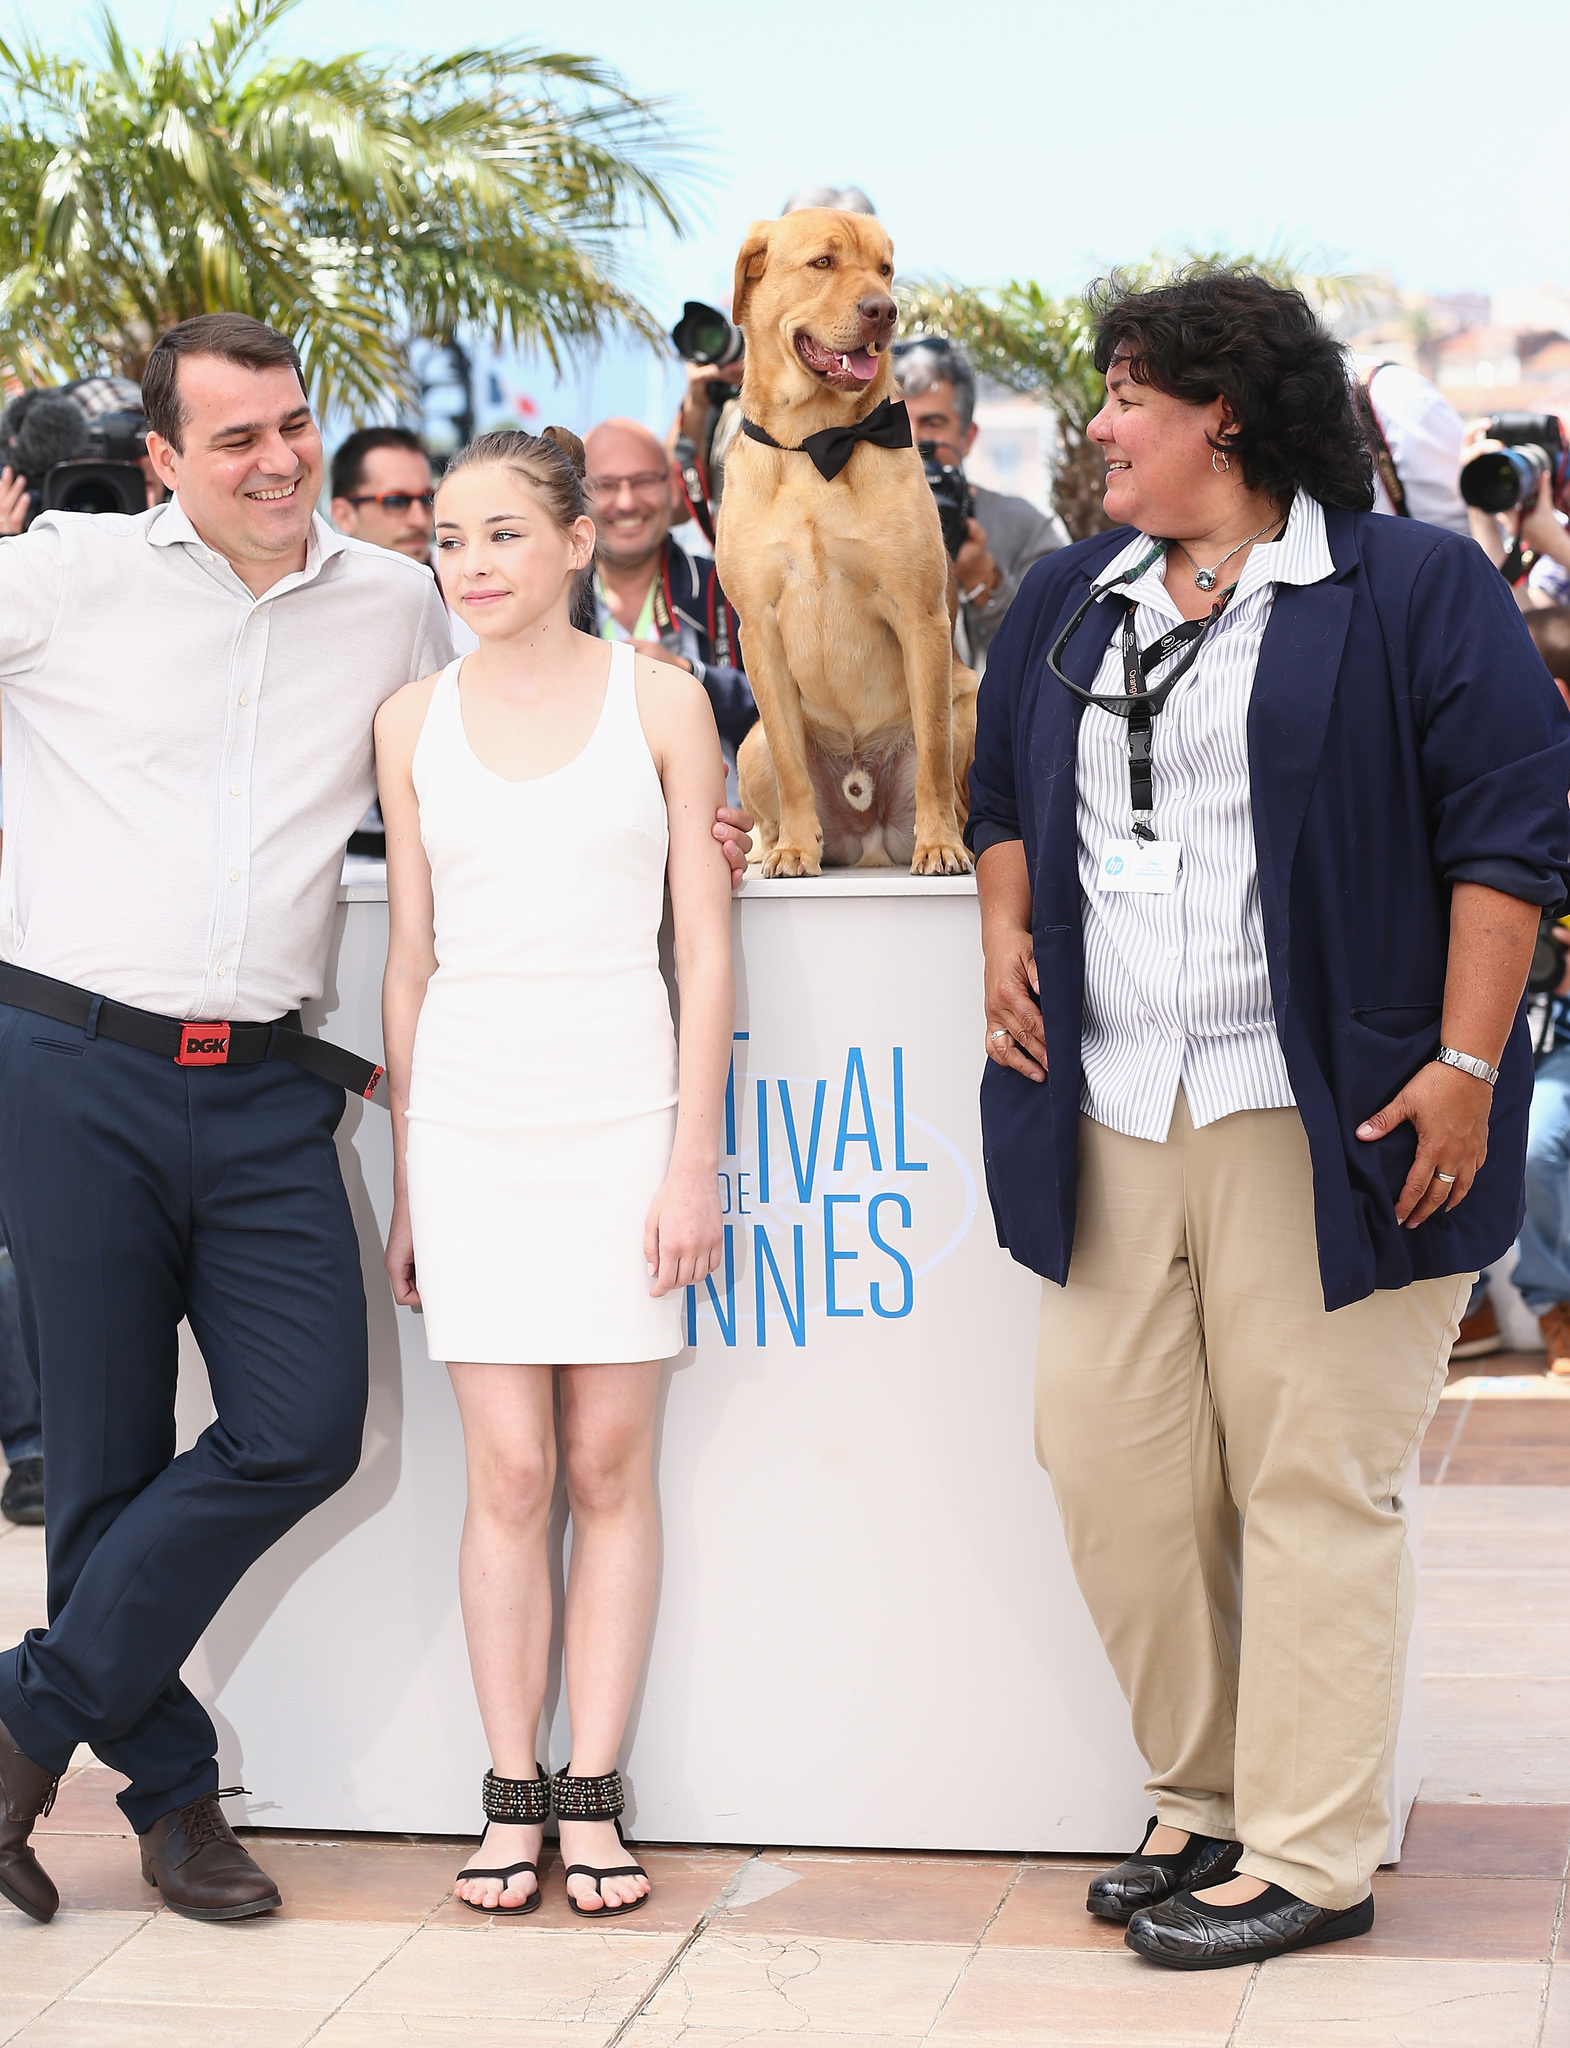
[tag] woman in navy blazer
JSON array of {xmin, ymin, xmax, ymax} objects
[{"xmin": 968, "ymin": 269, "xmax": 1570, "ymax": 1971}]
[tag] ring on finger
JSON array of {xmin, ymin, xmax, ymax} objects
[
  {"xmin": 990, "ymin": 1028, "xmax": 1010, "ymax": 1044},
  {"xmin": 1435, "ymin": 1171, "xmax": 1457, "ymax": 1184}
]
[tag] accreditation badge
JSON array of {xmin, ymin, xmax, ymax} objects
[{"xmin": 1097, "ymin": 839, "xmax": 1182, "ymax": 895}]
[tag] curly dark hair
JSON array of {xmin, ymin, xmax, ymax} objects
[{"xmin": 1089, "ymin": 266, "xmax": 1375, "ymax": 512}]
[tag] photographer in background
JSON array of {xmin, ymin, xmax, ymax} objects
[
  {"xmin": 1353, "ymin": 359, "xmax": 1471, "ymax": 535},
  {"xmin": 1461, "ymin": 415, "xmax": 1570, "ymax": 611},
  {"xmin": 584, "ymin": 417, "xmax": 756, "ymax": 799},
  {"xmin": 892, "ymin": 337, "xmax": 1068, "ymax": 668},
  {"xmin": 1457, "ymin": 606, "xmax": 1570, "ymax": 1368},
  {"xmin": 329, "ymin": 427, "xmax": 436, "ymax": 566}
]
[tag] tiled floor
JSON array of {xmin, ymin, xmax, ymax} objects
[{"xmin": 1, "ymin": 1352, "xmax": 1567, "ymax": 2046}]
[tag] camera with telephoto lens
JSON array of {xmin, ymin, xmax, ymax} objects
[
  {"xmin": 917, "ymin": 440, "xmax": 973, "ymax": 560},
  {"xmin": 671, "ymin": 300, "xmax": 744, "ymax": 370},
  {"xmin": 1460, "ymin": 413, "xmax": 1570, "ymax": 515}
]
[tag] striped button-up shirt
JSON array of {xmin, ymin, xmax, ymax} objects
[{"xmin": 1075, "ymin": 491, "xmax": 1335, "ymax": 1141}]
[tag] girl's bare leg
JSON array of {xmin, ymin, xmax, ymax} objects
[
  {"xmin": 447, "ymin": 1360, "xmax": 557, "ymax": 1909},
  {"xmin": 557, "ymin": 1357, "xmax": 663, "ymax": 1910}
]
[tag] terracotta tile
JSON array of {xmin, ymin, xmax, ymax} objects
[
  {"xmin": 1398, "ymin": 1802, "xmax": 1570, "ymax": 1877},
  {"xmin": 423, "ymin": 1844, "xmax": 749, "ymax": 1934},
  {"xmin": 1424, "ymin": 1622, "xmax": 1570, "ymax": 1676},
  {"xmin": 1454, "ymin": 1401, "xmax": 1570, "ymax": 1445},
  {"xmin": 1361, "ymin": 1874, "xmax": 1559, "ymax": 1959},
  {"xmin": 13, "ymin": 2002, "xmax": 329, "ymax": 2046},
  {"xmin": 36, "ymin": 1765, "xmax": 133, "ymax": 1837},
  {"xmin": 344, "ymin": 1925, "xmax": 683, "ymax": 2021},
  {"xmin": 1448, "ymin": 1350, "xmax": 1554, "ymax": 1385},
  {"xmin": 319, "ymin": 2020, "xmax": 631, "ymax": 2048},
  {"xmin": 927, "ymin": 1946, "xmax": 1244, "ymax": 2044},
  {"xmin": 0, "ymin": 1909, "xmax": 152, "ymax": 1998},
  {"xmin": 709, "ymin": 1850, "xmax": 1015, "ymax": 1944},
  {"xmin": 236, "ymin": 1836, "xmax": 469, "ymax": 1923},
  {"xmin": 1422, "ymin": 1483, "xmax": 1570, "ymax": 1565},
  {"xmin": 639, "ymin": 1929, "xmax": 971, "ymax": 2035},
  {"xmin": 622, "ymin": 2032, "xmax": 923, "ymax": 2048},
  {"xmin": 75, "ymin": 1913, "xmax": 408, "ymax": 2009},
  {"xmin": 1543, "ymin": 1963, "xmax": 1570, "ymax": 2047},
  {"xmin": 26, "ymin": 1830, "xmax": 155, "ymax": 1911},
  {"xmin": 984, "ymin": 1866, "xmax": 1130, "ymax": 1951},
  {"xmin": 1441, "ymin": 1444, "xmax": 1570, "ymax": 1484},
  {"xmin": 1233, "ymin": 1956, "xmax": 1546, "ymax": 2046},
  {"xmin": 1423, "ymin": 1571, "xmax": 1570, "ymax": 1630},
  {"xmin": 1421, "ymin": 1738, "xmax": 1570, "ymax": 1804}
]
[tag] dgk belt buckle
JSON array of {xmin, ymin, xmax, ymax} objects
[{"xmin": 177, "ymin": 1021, "xmax": 232, "ymax": 1067}]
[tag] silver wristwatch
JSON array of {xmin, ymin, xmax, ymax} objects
[{"xmin": 1436, "ymin": 1045, "xmax": 1500, "ymax": 1087}]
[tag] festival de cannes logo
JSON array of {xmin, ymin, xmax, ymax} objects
[{"xmin": 686, "ymin": 1037, "xmax": 976, "ymax": 1348}]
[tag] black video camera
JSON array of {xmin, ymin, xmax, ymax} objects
[
  {"xmin": 917, "ymin": 440, "xmax": 973, "ymax": 560},
  {"xmin": 1460, "ymin": 413, "xmax": 1570, "ymax": 515},
  {"xmin": 0, "ymin": 381, "xmax": 149, "ymax": 527}
]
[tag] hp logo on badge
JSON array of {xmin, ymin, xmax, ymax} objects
[{"xmin": 1105, "ymin": 855, "xmax": 1124, "ymax": 876}]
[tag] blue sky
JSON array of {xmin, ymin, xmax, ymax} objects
[{"xmin": 41, "ymin": 0, "xmax": 1569, "ymax": 434}]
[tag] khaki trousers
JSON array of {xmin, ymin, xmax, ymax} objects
[{"xmin": 1035, "ymin": 1093, "xmax": 1469, "ymax": 1909}]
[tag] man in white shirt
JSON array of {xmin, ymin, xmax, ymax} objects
[
  {"xmin": 1355, "ymin": 359, "xmax": 1471, "ymax": 536},
  {"xmin": 0, "ymin": 315, "xmax": 748, "ymax": 1930}
]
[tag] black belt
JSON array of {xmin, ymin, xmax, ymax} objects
[{"xmin": 0, "ymin": 963, "xmax": 385, "ymax": 1101}]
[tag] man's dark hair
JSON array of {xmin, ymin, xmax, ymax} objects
[
  {"xmin": 141, "ymin": 313, "xmax": 308, "ymax": 453},
  {"xmin": 1526, "ymin": 604, "xmax": 1570, "ymax": 685},
  {"xmin": 1089, "ymin": 266, "xmax": 1376, "ymax": 512},
  {"xmin": 332, "ymin": 426, "xmax": 431, "ymax": 502}
]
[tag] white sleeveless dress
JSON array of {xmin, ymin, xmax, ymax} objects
[{"xmin": 404, "ymin": 642, "xmax": 684, "ymax": 1363}]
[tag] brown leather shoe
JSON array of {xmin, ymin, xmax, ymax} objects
[
  {"xmin": 0, "ymin": 1714, "xmax": 61, "ymax": 1923},
  {"xmin": 1452, "ymin": 1297, "xmax": 1503, "ymax": 1359},
  {"xmin": 139, "ymin": 1791, "xmax": 281, "ymax": 1921}
]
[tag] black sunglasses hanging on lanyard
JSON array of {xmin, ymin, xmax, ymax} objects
[{"xmin": 1046, "ymin": 542, "xmax": 1238, "ymax": 896}]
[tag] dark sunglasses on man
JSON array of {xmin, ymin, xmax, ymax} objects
[{"xmin": 344, "ymin": 491, "xmax": 436, "ymax": 513}]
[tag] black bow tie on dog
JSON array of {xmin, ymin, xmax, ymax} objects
[{"xmin": 741, "ymin": 396, "xmax": 913, "ymax": 482}]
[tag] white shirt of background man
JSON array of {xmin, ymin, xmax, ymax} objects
[
  {"xmin": 1074, "ymin": 491, "xmax": 1336, "ymax": 1143},
  {"xmin": 1359, "ymin": 359, "xmax": 1472, "ymax": 537},
  {"xmin": 0, "ymin": 497, "xmax": 453, "ymax": 1022}
]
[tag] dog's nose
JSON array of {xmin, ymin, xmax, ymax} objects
[{"xmin": 858, "ymin": 294, "xmax": 897, "ymax": 333}]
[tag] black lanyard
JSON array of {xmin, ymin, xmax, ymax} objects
[{"xmin": 1047, "ymin": 544, "xmax": 1236, "ymax": 840}]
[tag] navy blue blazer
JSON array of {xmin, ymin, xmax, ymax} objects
[{"xmin": 965, "ymin": 507, "xmax": 1570, "ymax": 1311}]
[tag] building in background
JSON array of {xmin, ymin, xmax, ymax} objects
[{"xmin": 1345, "ymin": 283, "xmax": 1570, "ymax": 424}]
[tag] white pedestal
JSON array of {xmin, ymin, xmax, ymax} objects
[{"xmin": 176, "ymin": 873, "xmax": 1419, "ymax": 1860}]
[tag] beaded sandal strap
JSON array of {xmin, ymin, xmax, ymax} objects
[
  {"xmin": 482, "ymin": 1766, "xmax": 550, "ymax": 1825},
  {"xmin": 552, "ymin": 1765, "xmax": 625, "ymax": 1820}
]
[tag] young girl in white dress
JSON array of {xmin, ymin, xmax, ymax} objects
[{"xmin": 376, "ymin": 427, "xmax": 732, "ymax": 1917}]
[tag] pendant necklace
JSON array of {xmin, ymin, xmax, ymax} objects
[{"xmin": 1177, "ymin": 516, "xmax": 1284, "ymax": 592}]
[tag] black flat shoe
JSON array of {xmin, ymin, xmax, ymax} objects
[
  {"xmin": 1125, "ymin": 1881, "xmax": 1375, "ymax": 1969},
  {"xmin": 554, "ymin": 1765, "xmax": 650, "ymax": 1919},
  {"xmin": 0, "ymin": 1457, "xmax": 43, "ymax": 1528},
  {"xmin": 1086, "ymin": 1816, "xmax": 1243, "ymax": 1924},
  {"xmin": 455, "ymin": 1766, "xmax": 547, "ymax": 1916}
]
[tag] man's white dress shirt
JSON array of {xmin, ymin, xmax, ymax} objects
[
  {"xmin": 0, "ymin": 499, "xmax": 452, "ymax": 1021},
  {"xmin": 1359, "ymin": 361, "xmax": 1471, "ymax": 537},
  {"xmin": 1076, "ymin": 492, "xmax": 1336, "ymax": 1142}
]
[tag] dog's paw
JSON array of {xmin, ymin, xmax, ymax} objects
[
  {"xmin": 762, "ymin": 843, "xmax": 823, "ymax": 878},
  {"xmin": 910, "ymin": 838, "xmax": 974, "ymax": 877}
]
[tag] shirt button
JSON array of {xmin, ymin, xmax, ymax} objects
[
  {"xmin": 238, "ymin": 694, "xmax": 249, "ymax": 706},
  {"xmin": 217, "ymin": 966, "xmax": 228, "ymax": 978},
  {"xmin": 229, "ymin": 870, "xmax": 239, "ymax": 882},
  {"xmin": 1166, "ymin": 946, "xmax": 1181, "ymax": 960},
  {"xmin": 230, "ymin": 785, "xmax": 241, "ymax": 797}
]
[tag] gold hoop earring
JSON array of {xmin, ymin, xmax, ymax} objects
[{"xmin": 1212, "ymin": 447, "xmax": 1231, "ymax": 474}]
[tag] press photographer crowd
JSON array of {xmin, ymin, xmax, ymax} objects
[{"xmin": 4, "ymin": 191, "xmax": 1570, "ymax": 1967}]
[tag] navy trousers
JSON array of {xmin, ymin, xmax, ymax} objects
[{"xmin": 0, "ymin": 1002, "xmax": 367, "ymax": 1832}]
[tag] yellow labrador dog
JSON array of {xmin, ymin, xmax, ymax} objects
[{"xmin": 716, "ymin": 209, "xmax": 975, "ymax": 876}]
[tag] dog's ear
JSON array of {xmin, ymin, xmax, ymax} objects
[{"xmin": 732, "ymin": 224, "xmax": 772, "ymax": 329}]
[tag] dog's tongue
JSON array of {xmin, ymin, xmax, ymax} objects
[{"xmin": 841, "ymin": 348, "xmax": 879, "ymax": 382}]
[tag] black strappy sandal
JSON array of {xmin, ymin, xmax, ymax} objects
[
  {"xmin": 554, "ymin": 1765, "xmax": 650, "ymax": 1918},
  {"xmin": 454, "ymin": 1767, "xmax": 549, "ymax": 1915}
]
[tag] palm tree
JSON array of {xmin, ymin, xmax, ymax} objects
[
  {"xmin": 0, "ymin": 0, "xmax": 698, "ymax": 419},
  {"xmin": 901, "ymin": 251, "xmax": 1371, "ymax": 540}
]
